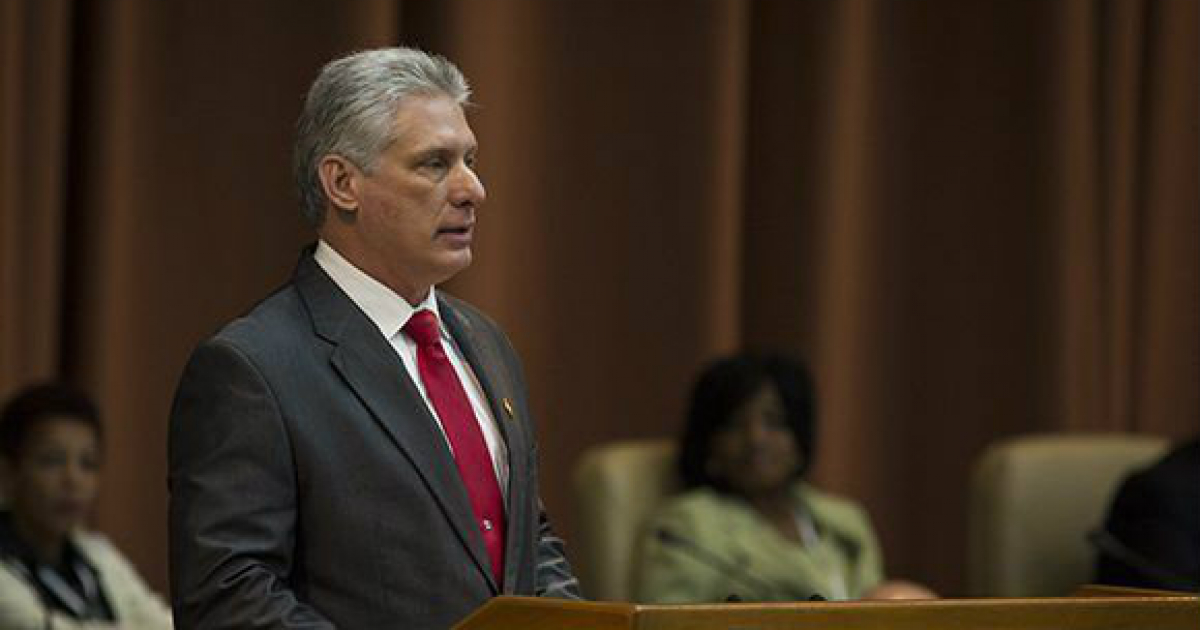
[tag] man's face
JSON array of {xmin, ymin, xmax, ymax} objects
[{"xmin": 336, "ymin": 94, "xmax": 486, "ymax": 302}]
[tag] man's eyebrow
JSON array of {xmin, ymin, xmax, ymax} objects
[{"xmin": 409, "ymin": 143, "xmax": 478, "ymax": 159}]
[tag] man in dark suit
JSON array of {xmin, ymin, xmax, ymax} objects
[{"xmin": 168, "ymin": 47, "xmax": 581, "ymax": 629}]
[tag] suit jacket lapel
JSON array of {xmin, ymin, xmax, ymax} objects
[
  {"xmin": 293, "ymin": 254, "xmax": 498, "ymax": 591},
  {"xmin": 439, "ymin": 296, "xmax": 530, "ymax": 593}
]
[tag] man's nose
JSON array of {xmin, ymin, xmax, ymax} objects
[{"xmin": 450, "ymin": 163, "xmax": 486, "ymax": 208}]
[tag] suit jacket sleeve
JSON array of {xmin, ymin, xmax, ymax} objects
[
  {"xmin": 533, "ymin": 498, "xmax": 582, "ymax": 599},
  {"xmin": 168, "ymin": 338, "xmax": 336, "ymax": 629},
  {"xmin": 483, "ymin": 323, "xmax": 582, "ymax": 600}
]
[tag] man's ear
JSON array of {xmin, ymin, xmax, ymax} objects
[{"xmin": 317, "ymin": 155, "xmax": 362, "ymax": 214}]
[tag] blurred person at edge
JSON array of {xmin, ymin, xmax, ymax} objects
[
  {"xmin": 1094, "ymin": 436, "xmax": 1200, "ymax": 592},
  {"xmin": 636, "ymin": 353, "xmax": 935, "ymax": 603},
  {"xmin": 0, "ymin": 383, "xmax": 173, "ymax": 629}
]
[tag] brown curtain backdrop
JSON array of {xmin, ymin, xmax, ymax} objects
[{"xmin": 1, "ymin": 0, "xmax": 1195, "ymax": 596}]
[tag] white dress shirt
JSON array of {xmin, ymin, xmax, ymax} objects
[{"xmin": 314, "ymin": 240, "xmax": 510, "ymax": 492}]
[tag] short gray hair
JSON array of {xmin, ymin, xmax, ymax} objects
[{"xmin": 293, "ymin": 47, "xmax": 471, "ymax": 226}]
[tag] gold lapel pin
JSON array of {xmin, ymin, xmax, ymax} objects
[{"xmin": 502, "ymin": 398, "xmax": 515, "ymax": 420}]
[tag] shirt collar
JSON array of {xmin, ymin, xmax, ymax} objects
[{"xmin": 314, "ymin": 240, "xmax": 445, "ymax": 340}]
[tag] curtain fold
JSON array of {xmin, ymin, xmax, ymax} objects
[{"xmin": 1, "ymin": 0, "xmax": 73, "ymax": 386}]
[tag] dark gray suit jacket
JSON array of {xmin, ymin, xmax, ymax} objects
[{"xmin": 168, "ymin": 252, "xmax": 580, "ymax": 629}]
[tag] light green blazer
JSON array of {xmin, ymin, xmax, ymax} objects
[{"xmin": 635, "ymin": 482, "xmax": 883, "ymax": 603}]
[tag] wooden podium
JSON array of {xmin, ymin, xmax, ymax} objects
[{"xmin": 454, "ymin": 587, "xmax": 1198, "ymax": 630}]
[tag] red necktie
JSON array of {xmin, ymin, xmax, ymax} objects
[{"xmin": 404, "ymin": 309, "xmax": 506, "ymax": 586}]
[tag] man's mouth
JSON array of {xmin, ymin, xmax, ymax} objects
[{"xmin": 436, "ymin": 223, "xmax": 474, "ymax": 246}]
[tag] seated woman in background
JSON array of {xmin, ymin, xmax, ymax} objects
[
  {"xmin": 0, "ymin": 383, "xmax": 172, "ymax": 629},
  {"xmin": 635, "ymin": 353, "xmax": 933, "ymax": 603}
]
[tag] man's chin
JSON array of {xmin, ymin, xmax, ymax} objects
[{"xmin": 431, "ymin": 251, "xmax": 473, "ymax": 284}]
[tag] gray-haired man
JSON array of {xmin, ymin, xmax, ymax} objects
[{"xmin": 168, "ymin": 47, "xmax": 581, "ymax": 629}]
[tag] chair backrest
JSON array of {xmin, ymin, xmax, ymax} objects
[
  {"xmin": 572, "ymin": 439, "xmax": 679, "ymax": 601},
  {"xmin": 967, "ymin": 433, "xmax": 1169, "ymax": 597}
]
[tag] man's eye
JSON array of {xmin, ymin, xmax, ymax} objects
[
  {"xmin": 465, "ymin": 155, "xmax": 478, "ymax": 169},
  {"xmin": 423, "ymin": 158, "xmax": 447, "ymax": 170}
]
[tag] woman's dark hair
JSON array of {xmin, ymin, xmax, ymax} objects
[
  {"xmin": 0, "ymin": 382, "xmax": 102, "ymax": 461},
  {"xmin": 678, "ymin": 352, "xmax": 816, "ymax": 491}
]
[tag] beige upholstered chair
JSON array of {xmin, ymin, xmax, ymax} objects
[
  {"xmin": 967, "ymin": 433, "xmax": 1168, "ymax": 597},
  {"xmin": 572, "ymin": 439, "xmax": 679, "ymax": 601}
]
